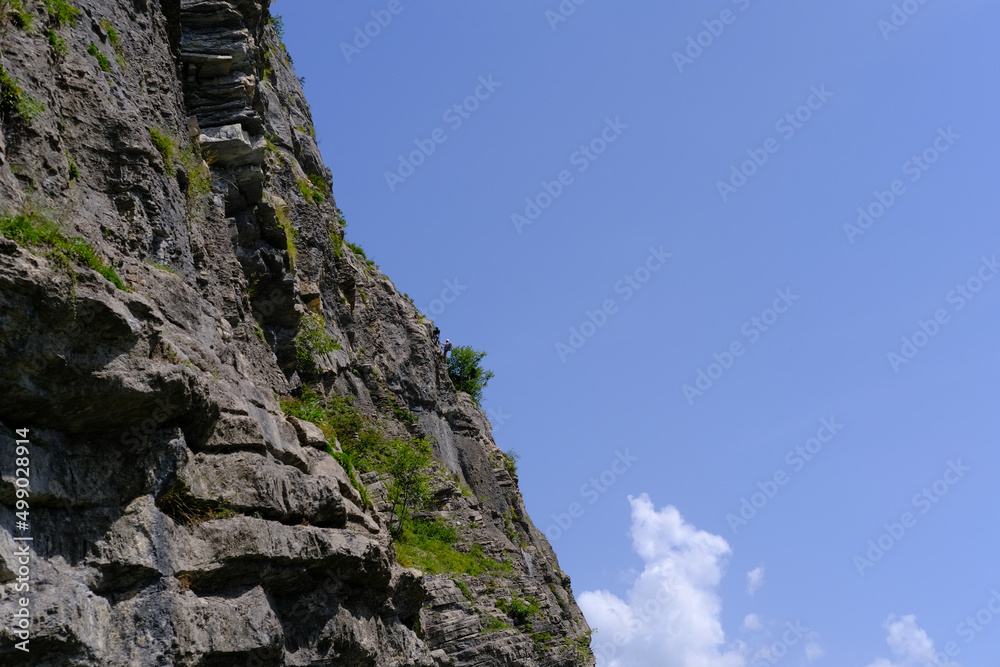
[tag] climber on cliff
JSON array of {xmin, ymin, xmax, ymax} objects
[{"xmin": 442, "ymin": 339, "xmax": 452, "ymax": 358}]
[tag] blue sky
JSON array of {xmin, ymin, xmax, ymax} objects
[{"xmin": 274, "ymin": 2, "xmax": 1000, "ymax": 664}]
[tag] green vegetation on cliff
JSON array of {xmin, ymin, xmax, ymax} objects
[
  {"xmin": 396, "ymin": 517, "xmax": 512, "ymax": 576},
  {"xmin": 0, "ymin": 210, "xmax": 125, "ymax": 290},
  {"xmin": 280, "ymin": 387, "xmax": 512, "ymax": 574},
  {"xmin": 447, "ymin": 345, "xmax": 495, "ymax": 406},
  {"xmin": 294, "ymin": 311, "xmax": 340, "ymax": 373},
  {"xmin": 0, "ymin": 65, "xmax": 44, "ymax": 124}
]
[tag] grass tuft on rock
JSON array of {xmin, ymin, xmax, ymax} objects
[
  {"xmin": 0, "ymin": 65, "xmax": 44, "ymax": 124},
  {"xmin": 149, "ymin": 126, "xmax": 174, "ymax": 170},
  {"xmin": 297, "ymin": 176, "xmax": 324, "ymax": 205},
  {"xmin": 99, "ymin": 19, "xmax": 126, "ymax": 67},
  {"xmin": 0, "ymin": 210, "xmax": 126, "ymax": 290},
  {"xmin": 87, "ymin": 42, "xmax": 112, "ymax": 72},
  {"xmin": 156, "ymin": 483, "xmax": 238, "ymax": 525},
  {"xmin": 43, "ymin": 0, "xmax": 80, "ymax": 27},
  {"xmin": 4, "ymin": 0, "xmax": 32, "ymax": 29},
  {"xmin": 396, "ymin": 517, "xmax": 513, "ymax": 576},
  {"xmin": 47, "ymin": 29, "xmax": 67, "ymax": 56}
]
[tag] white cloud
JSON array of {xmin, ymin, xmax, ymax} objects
[
  {"xmin": 743, "ymin": 614, "xmax": 762, "ymax": 631},
  {"xmin": 865, "ymin": 615, "xmax": 959, "ymax": 667},
  {"xmin": 804, "ymin": 641, "xmax": 824, "ymax": 661},
  {"xmin": 746, "ymin": 566, "xmax": 765, "ymax": 596},
  {"xmin": 578, "ymin": 494, "xmax": 745, "ymax": 667}
]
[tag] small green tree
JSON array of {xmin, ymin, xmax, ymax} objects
[
  {"xmin": 447, "ymin": 346, "xmax": 495, "ymax": 406},
  {"xmin": 385, "ymin": 437, "xmax": 433, "ymax": 537}
]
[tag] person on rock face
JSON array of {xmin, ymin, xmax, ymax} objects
[{"xmin": 442, "ymin": 339, "xmax": 452, "ymax": 358}]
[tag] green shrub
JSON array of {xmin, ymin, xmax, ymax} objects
[
  {"xmin": 4, "ymin": 0, "xmax": 31, "ymax": 29},
  {"xmin": 502, "ymin": 449, "xmax": 520, "ymax": 477},
  {"xmin": 308, "ymin": 172, "xmax": 327, "ymax": 193},
  {"xmin": 47, "ymin": 29, "xmax": 67, "ymax": 56},
  {"xmin": 43, "ymin": 0, "xmax": 80, "ymax": 27},
  {"xmin": 496, "ymin": 597, "xmax": 540, "ymax": 626},
  {"xmin": 345, "ymin": 240, "xmax": 366, "ymax": 259},
  {"xmin": 0, "ymin": 210, "xmax": 125, "ymax": 290},
  {"xmin": 447, "ymin": 346, "xmax": 495, "ymax": 406},
  {"xmin": 392, "ymin": 403, "xmax": 417, "ymax": 425},
  {"xmin": 0, "ymin": 66, "xmax": 44, "ymax": 124},
  {"xmin": 294, "ymin": 311, "xmax": 341, "ymax": 374},
  {"xmin": 297, "ymin": 176, "xmax": 324, "ymax": 204},
  {"xmin": 269, "ymin": 14, "xmax": 285, "ymax": 40},
  {"xmin": 87, "ymin": 42, "xmax": 111, "ymax": 72},
  {"xmin": 385, "ymin": 437, "xmax": 433, "ymax": 536}
]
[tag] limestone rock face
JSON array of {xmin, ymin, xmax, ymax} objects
[{"xmin": 0, "ymin": 1, "xmax": 593, "ymax": 665}]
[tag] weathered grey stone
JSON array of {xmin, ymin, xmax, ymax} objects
[
  {"xmin": 174, "ymin": 585, "xmax": 283, "ymax": 662},
  {"xmin": 288, "ymin": 415, "xmax": 328, "ymax": 449},
  {"xmin": 199, "ymin": 123, "xmax": 264, "ymax": 167},
  {"xmin": 233, "ymin": 163, "xmax": 264, "ymax": 201},
  {"xmin": 181, "ymin": 52, "xmax": 234, "ymax": 78},
  {"xmin": 425, "ymin": 609, "xmax": 482, "ymax": 646},
  {"xmin": 0, "ymin": 1, "xmax": 595, "ymax": 664},
  {"xmin": 178, "ymin": 451, "xmax": 347, "ymax": 526}
]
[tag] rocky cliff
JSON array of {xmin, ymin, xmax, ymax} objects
[{"xmin": 0, "ymin": 1, "xmax": 595, "ymax": 665}]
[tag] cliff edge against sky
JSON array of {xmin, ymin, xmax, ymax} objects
[{"xmin": 0, "ymin": 1, "xmax": 594, "ymax": 664}]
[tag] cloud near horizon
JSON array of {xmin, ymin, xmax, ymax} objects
[
  {"xmin": 578, "ymin": 493, "xmax": 745, "ymax": 667},
  {"xmin": 865, "ymin": 615, "xmax": 960, "ymax": 667}
]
